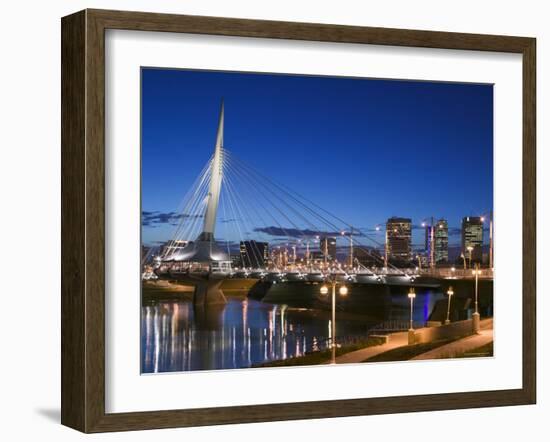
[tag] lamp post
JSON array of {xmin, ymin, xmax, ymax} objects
[
  {"xmin": 445, "ymin": 286, "xmax": 454, "ymax": 325},
  {"xmin": 408, "ymin": 287, "xmax": 416, "ymax": 345},
  {"xmin": 472, "ymin": 263, "xmax": 481, "ymax": 333},
  {"xmin": 466, "ymin": 245, "xmax": 474, "ymax": 269},
  {"xmin": 320, "ymin": 277, "xmax": 348, "ymax": 364}
]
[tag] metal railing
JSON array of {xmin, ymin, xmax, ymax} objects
[
  {"xmin": 419, "ymin": 267, "xmax": 493, "ymax": 279},
  {"xmin": 315, "ymin": 320, "xmax": 419, "ymax": 349}
]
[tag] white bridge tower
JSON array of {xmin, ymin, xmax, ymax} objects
[
  {"xmin": 198, "ymin": 100, "xmax": 224, "ymax": 241},
  {"xmin": 163, "ymin": 100, "xmax": 231, "ymax": 306}
]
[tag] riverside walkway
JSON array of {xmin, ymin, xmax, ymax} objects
[
  {"xmin": 334, "ymin": 319, "xmax": 494, "ymax": 364},
  {"xmin": 411, "ymin": 329, "xmax": 493, "ymax": 360},
  {"xmin": 333, "ymin": 332, "xmax": 409, "ymax": 364}
]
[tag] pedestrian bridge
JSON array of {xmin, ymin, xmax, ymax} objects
[{"xmin": 144, "ymin": 101, "xmax": 493, "ymax": 305}]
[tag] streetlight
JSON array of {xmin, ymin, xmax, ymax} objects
[
  {"xmin": 320, "ymin": 278, "xmax": 349, "ymax": 364},
  {"xmin": 408, "ymin": 287, "xmax": 416, "ymax": 345},
  {"xmin": 472, "ymin": 263, "xmax": 481, "ymax": 333},
  {"xmin": 445, "ymin": 286, "xmax": 454, "ymax": 325},
  {"xmin": 466, "ymin": 245, "xmax": 474, "ymax": 268}
]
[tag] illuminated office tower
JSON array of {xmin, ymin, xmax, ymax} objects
[
  {"xmin": 386, "ymin": 217, "xmax": 412, "ymax": 263},
  {"xmin": 461, "ymin": 216, "xmax": 483, "ymax": 263}
]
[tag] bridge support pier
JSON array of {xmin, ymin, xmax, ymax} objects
[{"xmin": 193, "ymin": 279, "xmax": 227, "ymax": 307}]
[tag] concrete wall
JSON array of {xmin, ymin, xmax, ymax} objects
[{"xmin": 413, "ymin": 319, "xmax": 473, "ymax": 344}]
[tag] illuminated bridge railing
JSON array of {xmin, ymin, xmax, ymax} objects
[{"xmin": 419, "ymin": 268, "xmax": 494, "ymax": 279}]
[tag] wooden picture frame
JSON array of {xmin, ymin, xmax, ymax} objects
[{"xmin": 61, "ymin": 8, "xmax": 536, "ymax": 433}]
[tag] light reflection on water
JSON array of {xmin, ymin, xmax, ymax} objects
[{"xmin": 141, "ymin": 290, "xmax": 443, "ymax": 373}]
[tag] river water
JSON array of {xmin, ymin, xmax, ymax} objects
[{"xmin": 141, "ymin": 288, "xmax": 444, "ymax": 373}]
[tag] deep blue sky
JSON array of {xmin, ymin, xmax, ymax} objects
[{"xmin": 141, "ymin": 68, "xmax": 493, "ymax": 249}]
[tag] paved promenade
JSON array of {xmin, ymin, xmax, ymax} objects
[
  {"xmin": 334, "ymin": 318, "xmax": 494, "ymax": 364},
  {"xmin": 411, "ymin": 329, "xmax": 493, "ymax": 360},
  {"xmin": 333, "ymin": 332, "xmax": 409, "ymax": 364}
]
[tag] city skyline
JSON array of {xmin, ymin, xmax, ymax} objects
[{"xmin": 141, "ymin": 68, "xmax": 493, "ymax": 251}]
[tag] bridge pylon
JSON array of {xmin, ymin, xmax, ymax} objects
[{"xmin": 157, "ymin": 100, "xmax": 232, "ymax": 306}]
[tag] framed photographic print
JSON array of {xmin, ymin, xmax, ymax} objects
[{"xmin": 61, "ymin": 9, "xmax": 536, "ymax": 433}]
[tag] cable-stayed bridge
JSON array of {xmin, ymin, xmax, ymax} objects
[{"xmin": 145, "ymin": 101, "xmax": 491, "ymax": 306}]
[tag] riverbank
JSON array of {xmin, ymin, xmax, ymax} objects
[{"xmin": 141, "ymin": 279, "xmax": 257, "ymax": 301}]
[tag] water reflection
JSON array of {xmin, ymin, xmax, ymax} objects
[{"xmin": 141, "ymin": 290, "xmax": 443, "ymax": 373}]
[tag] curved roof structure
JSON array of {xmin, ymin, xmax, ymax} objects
[{"xmin": 164, "ymin": 240, "xmax": 230, "ymax": 262}]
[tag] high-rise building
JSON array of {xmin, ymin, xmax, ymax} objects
[
  {"xmin": 461, "ymin": 216, "xmax": 483, "ymax": 263},
  {"xmin": 425, "ymin": 219, "xmax": 449, "ymax": 264},
  {"xmin": 386, "ymin": 217, "xmax": 412, "ymax": 263},
  {"xmin": 434, "ymin": 219, "xmax": 449, "ymax": 263},
  {"xmin": 240, "ymin": 240, "xmax": 269, "ymax": 268},
  {"xmin": 320, "ymin": 236, "xmax": 337, "ymax": 261},
  {"xmin": 424, "ymin": 225, "xmax": 432, "ymax": 253}
]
